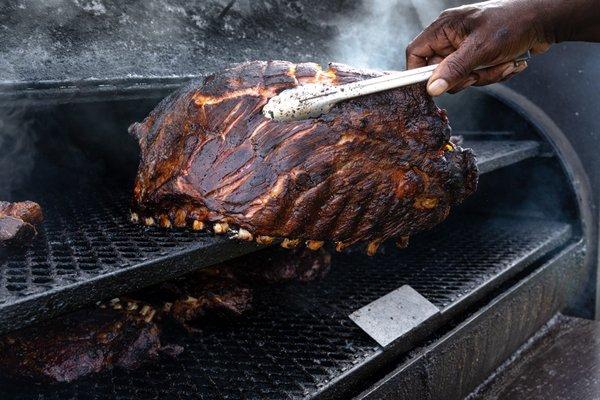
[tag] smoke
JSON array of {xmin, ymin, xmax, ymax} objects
[
  {"xmin": 331, "ymin": 0, "xmax": 446, "ymax": 70},
  {"xmin": 0, "ymin": 108, "xmax": 37, "ymax": 199},
  {"xmin": 0, "ymin": 0, "xmax": 450, "ymax": 197},
  {"xmin": 0, "ymin": 0, "xmax": 342, "ymax": 200}
]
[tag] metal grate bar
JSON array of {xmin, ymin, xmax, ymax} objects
[
  {"xmin": 0, "ymin": 188, "xmax": 264, "ymax": 333},
  {"xmin": 0, "ymin": 216, "xmax": 571, "ymax": 399},
  {"xmin": 467, "ymin": 140, "xmax": 541, "ymax": 174},
  {"xmin": 0, "ymin": 139, "xmax": 542, "ymax": 333}
]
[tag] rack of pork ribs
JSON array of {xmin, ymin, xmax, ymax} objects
[
  {"xmin": 0, "ymin": 60, "xmax": 476, "ymax": 383},
  {"xmin": 129, "ymin": 60, "xmax": 478, "ymax": 255},
  {"xmin": 0, "ymin": 248, "xmax": 330, "ymax": 383}
]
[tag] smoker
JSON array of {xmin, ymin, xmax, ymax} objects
[{"xmin": 0, "ymin": 1, "xmax": 597, "ymax": 399}]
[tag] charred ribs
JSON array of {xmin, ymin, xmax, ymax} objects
[
  {"xmin": 149, "ymin": 247, "xmax": 331, "ymax": 332},
  {"xmin": 130, "ymin": 61, "xmax": 478, "ymax": 253},
  {"xmin": 154, "ymin": 266, "xmax": 254, "ymax": 333},
  {"xmin": 0, "ymin": 299, "xmax": 163, "ymax": 383},
  {"xmin": 0, "ymin": 246, "xmax": 331, "ymax": 383}
]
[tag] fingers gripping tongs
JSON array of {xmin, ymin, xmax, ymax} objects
[{"xmin": 263, "ymin": 52, "xmax": 531, "ymax": 122}]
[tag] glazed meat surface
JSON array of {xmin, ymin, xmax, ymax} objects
[
  {"xmin": 130, "ymin": 61, "xmax": 477, "ymax": 252},
  {"xmin": 0, "ymin": 201, "xmax": 43, "ymax": 246},
  {"xmin": 129, "ymin": 61, "xmax": 477, "ymax": 252}
]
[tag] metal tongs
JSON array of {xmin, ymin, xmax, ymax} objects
[{"xmin": 263, "ymin": 52, "xmax": 530, "ymax": 122}]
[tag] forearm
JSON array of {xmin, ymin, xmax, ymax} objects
[{"xmin": 541, "ymin": 0, "xmax": 600, "ymax": 42}]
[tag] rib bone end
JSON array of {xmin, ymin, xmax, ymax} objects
[
  {"xmin": 235, "ymin": 228, "xmax": 253, "ymax": 241},
  {"xmin": 214, "ymin": 222, "xmax": 230, "ymax": 234},
  {"xmin": 192, "ymin": 220, "xmax": 205, "ymax": 231},
  {"xmin": 281, "ymin": 238, "xmax": 300, "ymax": 249},
  {"xmin": 335, "ymin": 242, "xmax": 349, "ymax": 252},
  {"xmin": 174, "ymin": 209, "xmax": 187, "ymax": 227},
  {"xmin": 367, "ymin": 239, "xmax": 382, "ymax": 256},
  {"xmin": 160, "ymin": 215, "xmax": 172, "ymax": 228},
  {"xmin": 306, "ymin": 240, "xmax": 324, "ymax": 251},
  {"xmin": 256, "ymin": 236, "xmax": 274, "ymax": 245}
]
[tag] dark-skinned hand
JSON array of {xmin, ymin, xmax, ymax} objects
[{"xmin": 406, "ymin": 0, "xmax": 600, "ymax": 96}]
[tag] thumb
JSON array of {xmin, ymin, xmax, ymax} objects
[{"xmin": 427, "ymin": 44, "xmax": 482, "ymax": 96}]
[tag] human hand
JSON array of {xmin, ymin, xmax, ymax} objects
[{"xmin": 406, "ymin": 0, "xmax": 555, "ymax": 96}]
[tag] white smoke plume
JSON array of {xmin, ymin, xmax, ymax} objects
[{"xmin": 331, "ymin": 0, "xmax": 446, "ymax": 70}]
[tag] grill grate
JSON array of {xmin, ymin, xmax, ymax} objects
[
  {"xmin": 468, "ymin": 140, "xmax": 540, "ymax": 174},
  {"xmin": 0, "ymin": 188, "xmax": 263, "ymax": 332},
  {"xmin": 0, "ymin": 139, "xmax": 542, "ymax": 333},
  {"xmin": 0, "ymin": 216, "xmax": 571, "ymax": 400}
]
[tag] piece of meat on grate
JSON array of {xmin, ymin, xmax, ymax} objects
[
  {"xmin": 0, "ymin": 216, "xmax": 37, "ymax": 246},
  {"xmin": 157, "ymin": 267, "xmax": 254, "ymax": 333},
  {"xmin": 0, "ymin": 299, "xmax": 167, "ymax": 383},
  {"xmin": 0, "ymin": 201, "xmax": 43, "ymax": 225},
  {"xmin": 0, "ymin": 246, "xmax": 331, "ymax": 383},
  {"xmin": 0, "ymin": 201, "xmax": 43, "ymax": 247},
  {"xmin": 129, "ymin": 60, "xmax": 478, "ymax": 254},
  {"xmin": 236, "ymin": 247, "xmax": 332, "ymax": 284},
  {"xmin": 139, "ymin": 247, "xmax": 332, "ymax": 332}
]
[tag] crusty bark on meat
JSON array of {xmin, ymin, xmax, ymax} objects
[
  {"xmin": 129, "ymin": 61, "xmax": 478, "ymax": 254},
  {"xmin": 0, "ymin": 201, "xmax": 43, "ymax": 246},
  {"xmin": 0, "ymin": 216, "xmax": 37, "ymax": 246},
  {"xmin": 0, "ymin": 201, "xmax": 43, "ymax": 225},
  {"xmin": 0, "ymin": 299, "xmax": 163, "ymax": 383}
]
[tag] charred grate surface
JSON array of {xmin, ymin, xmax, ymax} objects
[
  {"xmin": 0, "ymin": 216, "xmax": 571, "ymax": 400},
  {"xmin": 0, "ymin": 139, "xmax": 542, "ymax": 332},
  {"xmin": 0, "ymin": 139, "xmax": 541, "ymax": 332},
  {"xmin": 0, "ymin": 188, "xmax": 263, "ymax": 332}
]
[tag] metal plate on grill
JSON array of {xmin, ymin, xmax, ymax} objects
[
  {"xmin": 350, "ymin": 285, "xmax": 440, "ymax": 347},
  {"xmin": 0, "ymin": 216, "xmax": 572, "ymax": 400},
  {"xmin": 0, "ymin": 139, "xmax": 542, "ymax": 333}
]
